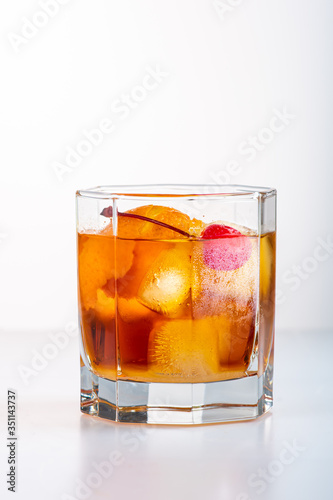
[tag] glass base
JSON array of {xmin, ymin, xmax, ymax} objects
[{"xmin": 81, "ymin": 364, "xmax": 273, "ymax": 424}]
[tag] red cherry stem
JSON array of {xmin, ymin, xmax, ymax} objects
[{"xmin": 100, "ymin": 206, "xmax": 191, "ymax": 238}]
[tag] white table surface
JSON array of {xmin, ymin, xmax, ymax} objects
[{"xmin": 1, "ymin": 329, "xmax": 332, "ymax": 500}]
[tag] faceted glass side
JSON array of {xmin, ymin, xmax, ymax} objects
[{"xmin": 77, "ymin": 186, "xmax": 276, "ymax": 424}]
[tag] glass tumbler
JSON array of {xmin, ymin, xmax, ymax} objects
[{"xmin": 77, "ymin": 185, "xmax": 276, "ymax": 424}]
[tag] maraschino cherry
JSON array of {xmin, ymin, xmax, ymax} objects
[{"xmin": 201, "ymin": 224, "xmax": 252, "ymax": 271}]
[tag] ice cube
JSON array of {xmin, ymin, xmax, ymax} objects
[
  {"xmin": 192, "ymin": 236, "xmax": 258, "ymax": 318},
  {"xmin": 137, "ymin": 245, "xmax": 192, "ymax": 318},
  {"xmin": 116, "ymin": 240, "xmax": 172, "ymax": 298},
  {"xmin": 148, "ymin": 319, "xmax": 220, "ymax": 379}
]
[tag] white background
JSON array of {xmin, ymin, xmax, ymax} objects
[
  {"xmin": 1, "ymin": 2, "xmax": 333, "ymax": 500},
  {"xmin": 0, "ymin": 0, "xmax": 332, "ymax": 334}
]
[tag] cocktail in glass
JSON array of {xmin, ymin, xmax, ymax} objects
[{"xmin": 77, "ymin": 185, "xmax": 276, "ymax": 424}]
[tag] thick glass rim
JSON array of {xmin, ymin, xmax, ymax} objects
[{"xmin": 76, "ymin": 184, "xmax": 276, "ymax": 200}]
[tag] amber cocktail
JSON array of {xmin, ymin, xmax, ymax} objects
[{"xmin": 77, "ymin": 185, "xmax": 276, "ymax": 424}]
